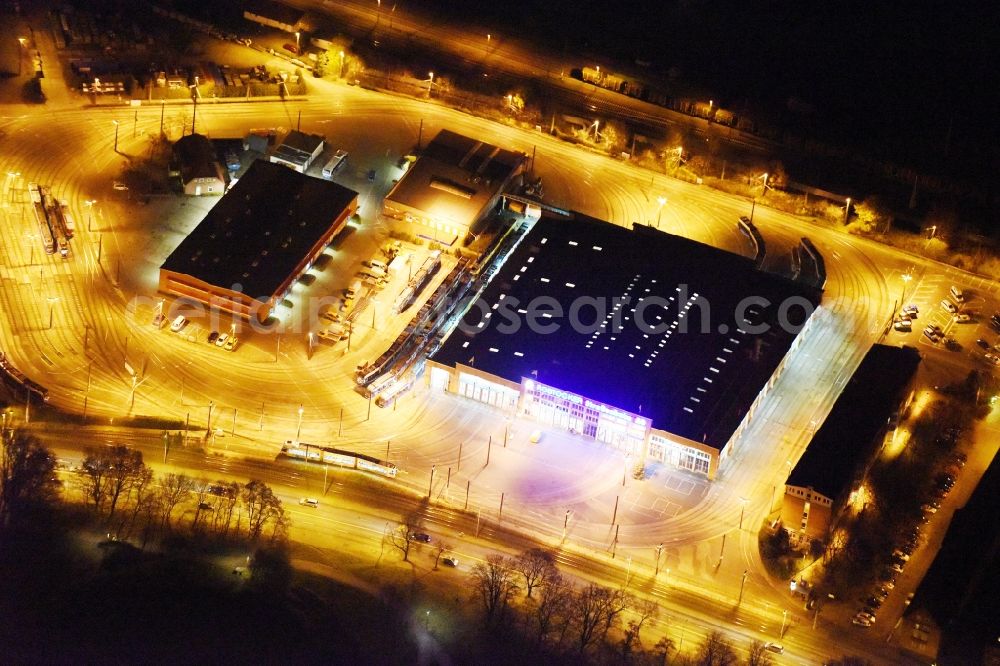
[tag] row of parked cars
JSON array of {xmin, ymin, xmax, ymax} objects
[{"xmin": 853, "ymin": 451, "xmax": 966, "ymax": 628}]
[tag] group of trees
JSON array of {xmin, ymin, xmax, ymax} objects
[
  {"xmin": 466, "ymin": 548, "xmax": 778, "ymax": 665},
  {"xmin": 74, "ymin": 444, "xmax": 287, "ymax": 547},
  {"xmin": 0, "ymin": 430, "xmax": 60, "ymax": 531}
]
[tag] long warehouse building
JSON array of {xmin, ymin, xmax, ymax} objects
[{"xmin": 159, "ymin": 160, "xmax": 358, "ymax": 322}]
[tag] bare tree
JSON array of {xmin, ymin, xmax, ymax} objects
[
  {"xmin": 533, "ymin": 569, "xmax": 572, "ymax": 646},
  {"xmin": 157, "ymin": 473, "xmax": 195, "ymax": 530},
  {"xmin": 241, "ymin": 480, "xmax": 281, "ymax": 540},
  {"xmin": 572, "ymin": 583, "xmax": 615, "ymax": 654},
  {"xmin": 190, "ymin": 479, "xmax": 212, "ymax": 532},
  {"xmin": 81, "ymin": 445, "xmax": 146, "ymax": 520},
  {"xmin": 118, "ymin": 465, "xmax": 154, "ymax": 540},
  {"xmin": 745, "ymin": 640, "xmax": 774, "ymax": 666},
  {"xmin": 620, "ymin": 598, "xmax": 658, "ymax": 660},
  {"xmin": 654, "ymin": 635, "xmax": 676, "ymax": 665},
  {"xmin": 211, "ymin": 481, "xmax": 240, "ymax": 537},
  {"xmin": 385, "ymin": 511, "xmax": 425, "ymax": 563},
  {"xmin": 470, "ymin": 554, "xmax": 520, "ymax": 626},
  {"xmin": 0, "ymin": 430, "xmax": 59, "ymax": 528},
  {"xmin": 433, "ymin": 542, "xmax": 453, "ymax": 570},
  {"xmin": 514, "ymin": 547, "xmax": 556, "ymax": 598},
  {"xmin": 601, "ymin": 588, "xmax": 630, "ymax": 642},
  {"xmin": 696, "ymin": 630, "xmax": 738, "ymax": 666}
]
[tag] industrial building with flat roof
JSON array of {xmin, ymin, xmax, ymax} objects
[
  {"xmin": 782, "ymin": 344, "xmax": 920, "ymax": 540},
  {"xmin": 428, "ymin": 214, "xmax": 823, "ymax": 478},
  {"xmin": 159, "ymin": 160, "xmax": 358, "ymax": 322},
  {"xmin": 269, "ymin": 130, "xmax": 325, "ymax": 173},
  {"xmin": 382, "ymin": 129, "xmax": 526, "ymax": 246}
]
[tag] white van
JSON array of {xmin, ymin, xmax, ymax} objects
[
  {"xmin": 949, "ymin": 286, "xmax": 964, "ymax": 302},
  {"xmin": 169, "ymin": 315, "xmax": 188, "ymax": 332},
  {"xmin": 322, "ymin": 149, "xmax": 348, "ymax": 178},
  {"xmin": 345, "ymin": 279, "xmax": 362, "ymax": 300}
]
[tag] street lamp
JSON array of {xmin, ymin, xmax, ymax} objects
[
  {"xmin": 900, "ymin": 273, "xmax": 912, "ymax": 306},
  {"xmin": 85, "ymin": 199, "xmax": 97, "ymax": 232},
  {"xmin": 656, "ymin": 196, "xmax": 667, "ymax": 228},
  {"xmin": 47, "ymin": 296, "xmax": 59, "ymax": 329},
  {"xmin": 844, "ymin": 196, "xmax": 852, "ymax": 225},
  {"xmin": 188, "ymin": 84, "xmax": 199, "ymax": 134},
  {"xmin": 738, "ymin": 496, "xmax": 748, "ymax": 530},
  {"xmin": 738, "ymin": 569, "xmax": 748, "ymax": 605},
  {"xmin": 296, "ymin": 404, "xmax": 304, "ymax": 441},
  {"xmin": 112, "ymin": 120, "xmax": 119, "ymax": 152},
  {"xmin": 17, "ymin": 37, "xmax": 27, "ymax": 76},
  {"xmin": 294, "ymin": 31, "xmax": 301, "ymax": 54},
  {"xmin": 339, "ymin": 50, "xmax": 345, "ymax": 78},
  {"xmin": 655, "ymin": 542, "xmax": 664, "ymax": 575},
  {"xmin": 427, "ymin": 71, "xmax": 434, "ymax": 96}
]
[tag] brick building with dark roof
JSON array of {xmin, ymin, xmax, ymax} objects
[
  {"xmin": 781, "ymin": 344, "xmax": 921, "ymax": 541},
  {"xmin": 159, "ymin": 160, "xmax": 357, "ymax": 322},
  {"xmin": 427, "ymin": 212, "xmax": 823, "ymax": 478}
]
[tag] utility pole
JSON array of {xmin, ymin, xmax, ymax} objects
[{"xmin": 738, "ymin": 569, "xmax": 748, "ymax": 605}]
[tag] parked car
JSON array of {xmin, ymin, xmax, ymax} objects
[
  {"xmin": 763, "ymin": 642, "xmax": 784, "ymax": 654},
  {"xmin": 224, "ymin": 336, "xmax": 237, "ymax": 351},
  {"xmin": 409, "ymin": 532, "xmax": 432, "ymax": 543},
  {"xmin": 152, "ymin": 313, "xmax": 166, "ymax": 328},
  {"xmin": 893, "ymin": 549, "xmax": 911, "ymax": 562},
  {"xmin": 977, "ymin": 338, "xmax": 991, "ymax": 350},
  {"xmin": 215, "ymin": 333, "xmax": 229, "ymax": 348},
  {"xmin": 207, "ymin": 330, "xmax": 219, "ymax": 344},
  {"xmin": 441, "ymin": 556, "xmax": 459, "ymax": 567},
  {"xmin": 941, "ymin": 299, "xmax": 958, "ymax": 313},
  {"xmin": 922, "ymin": 502, "xmax": 939, "ymax": 514},
  {"xmin": 299, "ymin": 498, "xmax": 319, "ymax": 508},
  {"xmin": 893, "ymin": 319, "xmax": 912, "ymax": 332},
  {"xmin": 954, "ymin": 313, "xmax": 973, "ymax": 323},
  {"xmin": 902, "ymin": 304, "xmax": 919, "ymax": 317},
  {"xmin": 985, "ymin": 352, "xmax": 1000, "ymax": 366},
  {"xmin": 170, "ymin": 315, "xmax": 188, "ymax": 332},
  {"xmin": 852, "ymin": 615, "xmax": 873, "ymax": 627}
]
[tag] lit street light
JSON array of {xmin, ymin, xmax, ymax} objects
[
  {"xmin": 844, "ymin": 196, "xmax": 852, "ymax": 225},
  {"xmin": 656, "ymin": 196, "xmax": 667, "ymax": 228},
  {"xmin": 84, "ymin": 199, "xmax": 97, "ymax": 232},
  {"xmin": 655, "ymin": 542, "xmax": 664, "ymax": 575},
  {"xmin": 738, "ymin": 496, "xmax": 748, "ymax": 530},
  {"xmin": 427, "ymin": 71, "xmax": 434, "ymax": 96},
  {"xmin": 112, "ymin": 120, "xmax": 119, "ymax": 152},
  {"xmin": 780, "ymin": 609, "xmax": 789, "ymax": 638},
  {"xmin": 296, "ymin": 404, "xmax": 304, "ymax": 441},
  {"xmin": 46, "ymin": 296, "xmax": 60, "ymax": 329},
  {"xmin": 738, "ymin": 569, "xmax": 748, "ymax": 605},
  {"xmin": 17, "ymin": 37, "xmax": 26, "ymax": 76},
  {"xmin": 339, "ymin": 50, "xmax": 345, "ymax": 78},
  {"xmin": 294, "ymin": 31, "xmax": 301, "ymax": 54}
]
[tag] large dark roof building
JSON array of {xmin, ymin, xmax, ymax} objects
[
  {"xmin": 428, "ymin": 213, "xmax": 822, "ymax": 477},
  {"xmin": 382, "ymin": 129, "xmax": 526, "ymax": 246},
  {"xmin": 908, "ymin": 454, "xmax": 1000, "ymax": 664},
  {"xmin": 159, "ymin": 160, "xmax": 358, "ymax": 321},
  {"xmin": 782, "ymin": 344, "xmax": 920, "ymax": 540}
]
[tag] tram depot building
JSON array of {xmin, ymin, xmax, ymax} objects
[
  {"xmin": 159, "ymin": 160, "xmax": 358, "ymax": 322},
  {"xmin": 428, "ymin": 214, "xmax": 822, "ymax": 478}
]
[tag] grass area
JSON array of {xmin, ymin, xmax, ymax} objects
[{"xmin": 0, "ymin": 515, "xmax": 416, "ymax": 664}]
